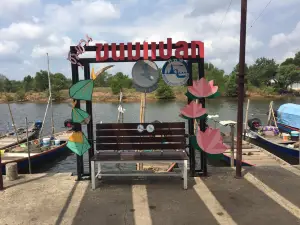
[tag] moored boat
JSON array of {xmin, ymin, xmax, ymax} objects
[
  {"xmin": 0, "ymin": 121, "xmax": 42, "ymax": 150},
  {"xmin": 246, "ymin": 118, "xmax": 300, "ymax": 165},
  {"xmin": 273, "ymin": 103, "xmax": 300, "ymax": 133},
  {"xmin": 1, "ymin": 130, "xmax": 73, "ymax": 174}
]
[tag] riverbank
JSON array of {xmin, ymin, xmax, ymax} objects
[
  {"xmin": 0, "ymin": 87, "xmax": 297, "ymax": 104},
  {"xmin": 1, "ymin": 166, "xmax": 300, "ymax": 224}
]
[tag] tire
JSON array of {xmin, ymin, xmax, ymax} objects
[{"xmin": 247, "ymin": 118, "xmax": 262, "ymax": 131}]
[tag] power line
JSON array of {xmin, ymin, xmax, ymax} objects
[
  {"xmin": 248, "ymin": 0, "xmax": 273, "ymax": 30},
  {"xmin": 216, "ymin": 0, "xmax": 233, "ymax": 35}
]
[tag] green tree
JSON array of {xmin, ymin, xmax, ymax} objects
[
  {"xmin": 247, "ymin": 57, "xmax": 278, "ymax": 87},
  {"xmin": 34, "ymin": 70, "xmax": 50, "ymax": 91},
  {"xmin": 110, "ymin": 79, "xmax": 122, "ymax": 94},
  {"xmin": 23, "ymin": 75, "xmax": 34, "ymax": 92},
  {"xmin": 281, "ymin": 58, "xmax": 294, "ymax": 66},
  {"xmin": 109, "ymin": 72, "xmax": 133, "ymax": 93},
  {"xmin": 293, "ymin": 51, "xmax": 300, "ymax": 67},
  {"xmin": 274, "ymin": 64, "xmax": 300, "ymax": 90},
  {"xmin": 3, "ymin": 78, "xmax": 12, "ymax": 92},
  {"xmin": 225, "ymin": 72, "xmax": 238, "ymax": 97},
  {"xmin": 51, "ymin": 73, "xmax": 68, "ymax": 90},
  {"xmin": 155, "ymin": 73, "xmax": 175, "ymax": 99}
]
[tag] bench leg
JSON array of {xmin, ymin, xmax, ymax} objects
[
  {"xmin": 183, "ymin": 160, "xmax": 188, "ymax": 190},
  {"xmin": 97, "ymin": 162, "xmax": 101, "ymax": 179},
  {"xmin": 91, "ymin": 160, "xmax": 96, "ymax": 190}
]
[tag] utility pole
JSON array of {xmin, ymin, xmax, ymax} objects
[{"xmin": 236, "ymin": 0, "xmax": 248, "ymax": 178}]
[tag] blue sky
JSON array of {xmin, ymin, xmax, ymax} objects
[{"xmin": 0, "ymin": 0, "xmax": 299, "ymax": 80}]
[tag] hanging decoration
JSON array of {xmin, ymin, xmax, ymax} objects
[
  {"xmin": 195, "ymin": 126, "xmax": 229, "ymax": 154},
  {"xmin": 69, "ymin": 65, "xmax": 114, "ymax": 101},
  {"xmin": 186, "ymin": 78, "xmax": 219, "ymax": 100},
  {"xmin": 71, "ymin": 100, "xmax": 91, "ymax": 124},
  {"xmin": 179, "ymin": 101, "xmax": 207, "ymax": 120},
  {"xmin": 66, "ymin": 65, "xmax": 114, "ymax": 156},
  {"xmin": 66, "ymin": 131, "xmax": 91, "ymax": 156},
  {"xmin": 179, "ymin": 78, "xmax": 228, "ymax": 159}
]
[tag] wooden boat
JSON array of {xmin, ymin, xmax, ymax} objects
[
  {"xmin": 246, "ymin": 129, "xmax": 300, "ymax": 165},
  {"xmin": 0, "ymin": 121, "xmax": 42, "ymax": 150},
  {"xmin": 272, "ymin": 103, "xmax": 300, "ymax": 133},
  {"xmin": 1, "ymin": 130, "xmax": 73, "ymax": 174}
]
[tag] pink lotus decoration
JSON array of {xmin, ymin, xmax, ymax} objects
[
  {"xmin": 188, "ymin": 78, "xmax": 218, "ymax": 98},
  {"xmin": 196, "ymin": 126, "xmax": 229, "ymax": 154},
  {"xmin": 179, "ymin": 101, "xmax": 207, "ymax": 119}
]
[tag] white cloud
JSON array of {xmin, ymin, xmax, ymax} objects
[
  {"xmin": 0, "ymin": 0, "xmax": 39, "ymax": 17},
  {"xmin": 31, "ymin": 36, "xmax": 73, "ymax": 58},
  {"xmin": 0, "ymin": 23, "xmax": 44, "ymax": 41},
  {"xmin": 0, "ymin": 41, "xmax": 19, "ymax": 55}
]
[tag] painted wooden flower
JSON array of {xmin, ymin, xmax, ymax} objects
[
  {"xmin": 179, "ymin": 101, "xmax": 207, "ymax": 119},
  {"xmin": 188, "ymin": 78, "xmax": 218, "ymax": 98},
  {"xmin": 196, "ymin": 126, "xmax": 229, "ymax": 154}
]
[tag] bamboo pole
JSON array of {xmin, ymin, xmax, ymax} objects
[
  {"xmin": 25, "ymin": 117, "xmax": 32, "ymax": 174},
  {"xmin": 267, "ymin": 101, "xmax": 273, "ymax": 126},
  {"xmin": 7, "ymin": 99, "xmax": 19, "ymax": 143},
  {"xmin": 137, "ymin": 93, "xmax": 145, "ymax": 171},
  {"xmin": 47, "ymin": 53, "xmax": 55, "ymax": 136},
  {"xmin": 270, "ymin": 104, "xmax": 278, "ymax": 128}
]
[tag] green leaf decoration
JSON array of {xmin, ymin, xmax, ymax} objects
[
  {"xmin": 72, "ymin": 108, "xmax": 91, "ymax": 124},
  {"xmin": 185, "ymin": 91, "xmax": 199, "ymax": 101},
  {"xmin": 179, "ymin": 113, "xmax": 208, "ymax": 120},
  {"xmin": 66, "ymin": 131, "xmax": 91, "ymax": 156},
  {"xmin": 207, "ymin": 91, "xmax": 221, "ymax": 99},
  {"xmin": 69, "ymin": 80, "xmax": 94, "ymax": 101}
]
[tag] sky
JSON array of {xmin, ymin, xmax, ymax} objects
[{"xmin": 0, "ymin": 0, "xmax": 299, "ymax": 80}]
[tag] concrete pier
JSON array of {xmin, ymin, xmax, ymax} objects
[{"xmin": 1, "ymin": 166, "xmax": 300, "ymax": 225}]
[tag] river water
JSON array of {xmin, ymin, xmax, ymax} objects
[{"xmin": 1, "ymin": 97, "xmax": 299, "ymax": 174}]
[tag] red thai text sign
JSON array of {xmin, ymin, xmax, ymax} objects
[{"xmin": 95, "ymin": 38, "xmax": 204, "ymax": 61}]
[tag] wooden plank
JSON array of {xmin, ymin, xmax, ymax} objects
[
  {"xmin": 91, "ymin": 151, "xmax": 188, "ymax": 161},
  {"xmin": 96, "ymin": 143, "xmax": 186, "ymax": 150},
  {"xmin": 96, "ymin": 122, "xmax": 185, "ymax": 130},
  {"xmin": 96, "ymin": 136, "xmax": 186, "ymax": 143},
  {"xmin": 96, "ymin": 129, "xmax": 185, "ymax": 136}
]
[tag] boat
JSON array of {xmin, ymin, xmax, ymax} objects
[
  {"xmin": 0, "ymin": 121, "xmax": 43, "ymax": 150},
  {"xmin": 274, "ymin": 103, "xmax": 300, "ymax": 133},
  {"xmin": 1, "ymin": 130, "xmax": 73, "ymax": 174},
  {"xmin": 246, "ymin": 118, "xmax": 300, "ymax": 165}
]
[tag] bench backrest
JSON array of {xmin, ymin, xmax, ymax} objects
[{"xmin": 96, "ymin": 122, "xmax": 186, "ymax": 151}]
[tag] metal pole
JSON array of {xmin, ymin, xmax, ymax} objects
[
  {"xmin": 47, "ymin": 53, "xmax": 55, "ymax": 136},
  {"xmin": 236, "ymin": 0, "xmax": 248, "ymax": 178},
  {"xmin": 187, "ymin": 60, "xmax": 195, "ymax": 176},
  {"xmin": 26, "ymin": 117, "xmax": 32, "ymax": 174}
]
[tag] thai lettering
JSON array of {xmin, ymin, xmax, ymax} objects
[
  {"xmin": 95, "ymin": 38, "xmax": 204, "ymax": 62},
  {"xmin": 67, "ymin": 34, "xmax": 93, "ymax": 68}
]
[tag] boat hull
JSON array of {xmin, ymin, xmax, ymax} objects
[
  {"xmin": 247, "ymin": 131, "xmax": 300, "ymax": 165},
  {"xmin": 1, "ymin": 143, "xmax": 70, "ymax": 174}
]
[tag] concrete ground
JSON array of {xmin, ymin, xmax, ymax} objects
[{"xmin": 1, "ymin": 166, "xmax": 300, "ymax": 225}]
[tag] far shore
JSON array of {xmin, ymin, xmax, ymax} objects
[{"xmin": 0, "ymin": 88, "xmax": 297, "ymax": 104}]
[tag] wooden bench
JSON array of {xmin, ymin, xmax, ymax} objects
[{"xmin": 91, "ymin": 122, "xmax": 188, "ymax": 190}]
